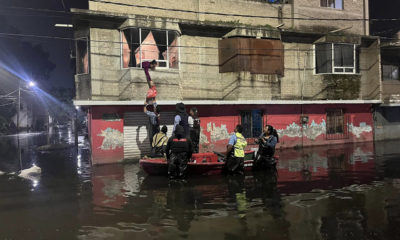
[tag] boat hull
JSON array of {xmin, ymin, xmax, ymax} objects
[{"xmin": 140, "ymin": 151, "xmax": 258, "ymax": 176}]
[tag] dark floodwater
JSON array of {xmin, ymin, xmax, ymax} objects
[{"xmin": 1, "ymin": 134, "xmax": 400, "ymax": 240}]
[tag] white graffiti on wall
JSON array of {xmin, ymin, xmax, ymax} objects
[
  {"xmin": 348, "ymin": 122, "xmax": 372, "ymax": 138},
  {"xmin": 276, "ymin": 122, "xmax": 302, "ymax": 138},
  {"xmin": 199, "ymin": 127, "xmax": 209, "ymax": 144},
  {"xmin": 98, "ymin": 128, "xmax": 124, "ymax": 150},
  {"xmin": 276, "ymin": 120, "xmax": 372, "ymax": 140},
  {"xmin": 304, "ymin": 120, "xmax": 327, "ymax": 140},
  {"xmin": 206, "ymin": 122, "xmax": 231, "ymax": 143},
  {"xmin": 277, "ymin": 120, "xmax": 327, "ymax": 140}
]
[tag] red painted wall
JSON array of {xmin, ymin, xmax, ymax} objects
[
  {"xmin": 90, "ymin": 105, "xmax": 178, "ymax": 165},
  {"xmin": 88, "ymin": 104, "xmax": 374, "ymax": 164},
  {"xmin": 196, "ymin": 104, "xmax": 374, "ymax": 152}
]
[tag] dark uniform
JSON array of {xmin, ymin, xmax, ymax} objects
[
  {"xmin": 254, "ymin": 134, "xmax": 277, "ymax": 169},
  {"xmin": 166, "ymin": 125, "xmax": 193, "ymax": 179},
  {"xmin": 189, "ymin": 116, "xmax": 200, "ymax": 153}
]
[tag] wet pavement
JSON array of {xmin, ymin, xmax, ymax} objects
[{"xmin": 1, "ymin": 133, "xmax": 400, "ymax": 240}]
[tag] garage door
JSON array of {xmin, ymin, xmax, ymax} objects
[{"xmin": 124, "ymin": 111, "xmax": 176, "ymax": 159}]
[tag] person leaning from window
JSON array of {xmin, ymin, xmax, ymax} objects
[
  {"xmin": 151, "ymin": 125, "xmax": 168, "ymax": 158},
  {"xmin": 173, "ymin": 102, "xmax": 190, "ymax": 138},
  {"xmin": 142, "ymin": 60, "xmax": 158, "ymax": 105},
  {"xmin": 165, "ymin": 125, "xmax": 193, "ymax": 179},
  {"xmin": 254, "ymin": 125, "xmax": 279, "ymax": 169},
  {"xmin": 225, "ymin": 124, "xmax": 248, "ymax": 174},
  {"xmin": 144, "ymin": 100, "xmax": 160, "ymax": 147},
  {"xmin": 188, "ymin": 107, "xmax": 200, "ymax": 153}
]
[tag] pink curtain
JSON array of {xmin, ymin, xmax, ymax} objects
[
  {"xmin": 122, "ymin": 32, "xmax": 131, "ymax": 68},
  {"xmin": 135, "ymin": 31, "xmax": 159, "ymax": 65}
]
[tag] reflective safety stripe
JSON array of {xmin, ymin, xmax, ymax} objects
[{"xmin": 234, "ymin": 133, "xmax": 247, "ymax": 158}]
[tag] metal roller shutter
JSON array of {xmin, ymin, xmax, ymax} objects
[{"xmin": 124, "ymin": 111, "xmax": 176, "ymax": 159}]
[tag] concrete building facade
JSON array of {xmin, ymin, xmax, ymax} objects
[
  {"xmin": 373, "ymin": 35, "xmax": 400, "ymax": 141},
  {"xmin": 72, "ymin": 0, "xmax": 381, "ymax": 164}
]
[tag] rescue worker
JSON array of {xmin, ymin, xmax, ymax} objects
[
  {"xmin": 173, "ymin": 102, "xmax": 190, "ymax": 138},
  {"xmin": 151, "ymin": 125, "xmax": 168, "ymax": 158},
  {"xmin": 254, "ymin": 125, "xmax": 279, "ymax": 169},
  {"xmin": 142, "ymin": 60, "xmax": 158, "ymax": 104},
  {"xmin": 165, "ymin": 125, "xmax": 193, "ymax": 179},
  {"xmin": 188, "ymin": 107, "xmax": 200, "ymax": 153},
  {"xmin": 144, "ymin": 100, "xmax": 160, "ymax": 147},
  {"xmin": 225, "ymin": 124, "xmax": 248, "ymax": 174}
]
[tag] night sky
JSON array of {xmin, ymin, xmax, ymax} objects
[
  {"xmin": 0, "ymin": 0, "xmax": 87, "ymax": 89},
  {"xmin": 0, "ymin": 0, "xmax": 398, "ymax": 91}
]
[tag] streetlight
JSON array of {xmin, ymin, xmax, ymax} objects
[
  {"xmin": 17, "ymin": 80, "xmax": 35, "ymax": 134},
  {"xmin": 16, "ymin": 80, "xmax": 35, "ymax": 172}
]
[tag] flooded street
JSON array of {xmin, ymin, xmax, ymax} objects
[{"xmin": 1, "ymin": 134, "xmax": 400, "ymax": 240}]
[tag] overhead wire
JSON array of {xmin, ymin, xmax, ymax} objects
[
  {"xmin": 1, "ymin": 5, "xmax": 400, "ymax": 44},
  {"xmin": 89, "ymin": 0, "xmax": 400, "ymax": 22},
  {"xmin": 0, "ymin": 4, "xmax": 396, "ymax": 73}
]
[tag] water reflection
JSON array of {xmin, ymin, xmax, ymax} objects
[{"xmin": 1, "ymin": 139, "xmax": 400, "ymax": 239}]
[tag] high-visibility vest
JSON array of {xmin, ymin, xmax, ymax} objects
[{"xmin": 234, "ymin": 132, "xmax": 247, "ymax": 158}]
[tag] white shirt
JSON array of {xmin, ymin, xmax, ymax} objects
[{"xmin": 188, "ymin": 116, "xmax": 194, "ymax": 128}]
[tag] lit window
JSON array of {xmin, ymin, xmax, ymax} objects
[
  {"xmin": 382, "ymin": 65, "xmax": 399, "ymax": 81},
  {"xmin": 121, "ymin": 28, "xmax": 179, "ymax": 69},
  {"xmin": 240, "ymin": 110, "xmax": 263, "ymax": 138},
  {"xmin": 320, "ymin": 0, "xmax": 343, "ymax": 9},
  {"xmin": 315, "ymin": 43, "xmax": 358, "ymax": 74}
]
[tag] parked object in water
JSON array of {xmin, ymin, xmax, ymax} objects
[{"xmin": 18, "ymin": 164, "xmax": 41, "ymax": 181}]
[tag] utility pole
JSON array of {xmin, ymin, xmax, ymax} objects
[
  {"xmin": 17, "ymin": 80, "xmax": 22, "ymax": 170},
  {"xmin": 17, "ymin": 80, "xmax": 20, "ymax": 134}
]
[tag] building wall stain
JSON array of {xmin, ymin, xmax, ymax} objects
[{"xmin": 97, "ymin": 128, "xmax": 124, "ymax": 150}]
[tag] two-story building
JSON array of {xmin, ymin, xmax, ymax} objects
[
  {"xmin": 72, "ymin": 0, "xmax": 381, "ymax": 165},
  {"xmin": 373, "ymin": 32, "xmax": 400, "ymax": 141}
]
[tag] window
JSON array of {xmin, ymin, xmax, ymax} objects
[
  {"xmin": 315, "ymin": 43, "xmax": 358, "ymax": 74},
  {"xmin": 320, "ymin": 0, "xmax": 343, "ymax": 9},
  {"xmin": 326, "ymin": 109, "xmax": 349, "ymax": 140},
  {"xmin": 382, "ymin": 65, "xmax": 399, "ymax": 81},
  {"xmin": 76, "ymin": 38, "xmax": 89, "ymax": 74},
  {"xmin": 121, "ymin": 28, "xmax": 179, "ymax": 69},
  {"xmin": 240, "ymin": 110, "xmax": 263, "ymax": 138}
]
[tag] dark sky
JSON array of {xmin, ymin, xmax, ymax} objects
[
  {"xmin": 0, "ymin": 0, "xmax": 398, "ymax": 90},
  {"xmin": 369, "ymin": 0, "xmax": 400, "ymax": 37},
  {"xmin": 0, "ymin": 0, "xmax": 87, "ymax": 89}
]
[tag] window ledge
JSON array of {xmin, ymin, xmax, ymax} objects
[
  {"xmin": 314, "ymin": 73, "xmax": 361, "ymax": 76},
  {"xmin": 75, "ymin": 73, "xmax": 90, "ymax": 76},
  {"xmin": 121, "ymin": 67, "xmax": 180, "ymax": 73},
  {"xmin": 319, "ymin": 7, "xmax": 344, "ymax": 11}
]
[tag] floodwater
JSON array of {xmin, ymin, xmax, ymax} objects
[{"xmin": 1, "ymin": 133, "xmax": 400, "ymax": 240}]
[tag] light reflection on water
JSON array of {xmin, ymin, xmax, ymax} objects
[{"xmin": 0, "ymin": 138, "xmax": 400, "ymax": 239}]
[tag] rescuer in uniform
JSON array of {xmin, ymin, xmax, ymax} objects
[
  {"xmin": 225, "ymin": 124, "xmax": 248, "ymax": 174},
  {"xmin": 166, "ymin": 125, "xmax": 193, "ymax": 179}
]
